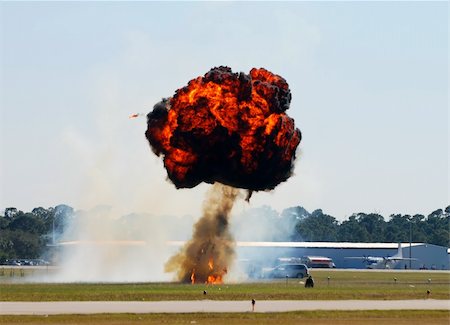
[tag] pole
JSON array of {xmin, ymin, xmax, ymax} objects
[
  {"xmin": 52, "ymin": 216, "xmax": 55, "ymax": 245},
  {"xmin": 409, "ymin": 221, "xmax": 412, "ymax": 269}
]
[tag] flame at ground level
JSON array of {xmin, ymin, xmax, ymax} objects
[
  {"xmin": 191, "ymin": 257, "xmax": 227, "ymax": 285},
  {"xmin": 165, "ymin": 184, "xmax": 239, "ymax": 284},
  {"xmin": 207, "ymin": 274, "xmax": 223, "ymax": 284}
]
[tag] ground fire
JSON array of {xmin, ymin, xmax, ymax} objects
[
  {"xmin": 145, "ymin": 67, "xmax": 301, "ymax": 284},
  {"xmin": 165, "ymin": 183, "xmax": 238, "ymax": 284}
]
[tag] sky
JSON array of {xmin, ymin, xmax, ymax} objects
[{"xmin": 0, "ymin": 1, "xmax": 448, "ymax": 221}]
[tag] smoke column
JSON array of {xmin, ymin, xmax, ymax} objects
[
  {"xmin": 165, "ymin": 183, "xmax": 239, "ymax": 283},
  {"xmin": 146, "ymin": 66, "xmax": 301, "ymax": 283}
]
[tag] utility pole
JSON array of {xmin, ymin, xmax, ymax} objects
[
  {"xmin": 409, "ymin": 221, "xmax": 412, "ymax": 269},
  {"xmin": 52, "ymin": 215, "xmax": 56, "ymax": 245}
]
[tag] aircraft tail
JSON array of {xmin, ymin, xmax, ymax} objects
[{"xmin": 396, "ymin": 243, "xmax": 403, "ymax": 258}]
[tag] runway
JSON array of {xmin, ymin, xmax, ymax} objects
[{"xmin": 1, "ymin": 300, "xmax": 449, "ymax": 315}]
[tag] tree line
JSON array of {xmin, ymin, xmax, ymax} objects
[
  {"xmin": 0, "ymin": 205, "xmax": 73, "ymax": 262},
  {"xmin": 0, "ymin": 204, "xmax": 448, "ymax": 262},
  {"xmin": 289, "ymin": 207, "xmax": 449, "ymax": 247}
]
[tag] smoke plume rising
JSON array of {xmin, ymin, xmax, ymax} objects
[
  {"xmin": 146, "ymin": 67, "xmax": 301, "ymax": 283},
  {"xmin": 165, "ymin": 183, "xmax": 240, "ymax": 283}
]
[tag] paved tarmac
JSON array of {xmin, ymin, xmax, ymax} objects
[{"xmin": 1, "ymin": 300, "xmax": 449, "ymax": 315}]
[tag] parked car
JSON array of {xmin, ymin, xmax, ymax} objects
[{"xmin": 262, "ymin": 263, "xmax": 309, "ymax": 279}]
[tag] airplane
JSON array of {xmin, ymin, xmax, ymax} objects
[{"xmin": 345, "ymin": 243, "xmax": 417, "ymax": 269}]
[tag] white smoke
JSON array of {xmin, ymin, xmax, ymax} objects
[
  {"xmin": 43, "ymin": 206, "xmax": 193, "ymax": 282},
  {"xmin": 34, "ymin": 38, "xmax": 205, "ymax": 282},
  {"xmin": 33, "ymin": 200, "xmax": 306, "ymax": 283},
  {"xmin": 220, "ymin": 204, "xmax": 308, "ymax": 281}
]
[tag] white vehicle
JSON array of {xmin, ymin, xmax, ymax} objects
[
  {"xmin": 345, "ymin": 243, "xmax": 417, "ymax": 269},
  {"xmin": 301, "ymin": 256, "xmax": 336, "ymax": 268}
]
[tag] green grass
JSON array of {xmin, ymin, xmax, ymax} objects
[
  {"xmin": 1, "ymin": 270, "xmax": 449, "ymax": 301},
  {"xmin": 1, "ymin": 310, "xmax": 449, "ymax": 325}
]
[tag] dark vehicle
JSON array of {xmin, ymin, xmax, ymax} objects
[
  {"xmin": 3, "ymin": 259, "xmax": 22, "ymax": 266},
  {"xmin": 262, "ymin": 263, "xmax": 309, "ymax": 279}
]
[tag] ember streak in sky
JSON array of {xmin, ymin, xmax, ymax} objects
[
  {"xmin": 145, "ymin": 67, "xmax": 301, "ymax": 283},
  {"xmin": 145, "ymin": 66, "xmax": 302, "ymax": 198}
]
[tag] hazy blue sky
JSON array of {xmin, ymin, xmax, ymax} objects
[{"xmin": 1, "ymin": 2, "xmax": 448, "ymax": 220}]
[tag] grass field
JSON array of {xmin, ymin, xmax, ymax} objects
[
  {"xmin": 1, "ymin": 269, "xmax": 449, "ymax": 301},
  {"xmin": 1, "ymin": 310, "xmax": 449, "ymax": 325},
  {"xmin": 1, "ymin": 269, "xmax": 449, "ymax": 324}
]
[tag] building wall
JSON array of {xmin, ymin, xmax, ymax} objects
[
  {"xmin": 408, "ymin": 244, "xmax": 449, "ymax": 270},
  {"xmin": 236, "ymin": 244, "xmax": 449, "ymax": 270}
]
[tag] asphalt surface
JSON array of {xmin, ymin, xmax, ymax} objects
[{"xmin": 1, "ymin": 300, "xmax": 449, "ymax": 315}]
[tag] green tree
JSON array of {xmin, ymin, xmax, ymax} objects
[
  {"xmin": 425, "ymin": 209, "xmax": 449, "ymax": 246},
  {"xmin": 280, "ymin": 206, "xmax": 310, "ymax": 241},
  {"xmin": 8, "ymin": 213, "xmax": 45, "ymax": 235},
  {"xmin": 295, "ymin": 209, "xmax": 338, "ymax": 241},
  {"xmin": 338, "ymin": 215, "xmax": 370, "ymax": 242},
  {"xmin": 0, "ymin": 215, "xmax": 10, "ymax": 230},
  {"xmin": 354, "ymin": 213, "xmax": 386, "ymax": 242},
  {"xmin": 31, "ymin": 207, "xmax": 54, "ymax": 233},
  {"xmin": 4, "ymin": 207, "xmax": 21, "ymax": 219},
  {"xmin": 0, "ymin": 230, "xmax": 14, "ymax": 262},
  {"xmin": 410, "ymin": 214, "xmax": 427, "ymax": 243},
  {"xmin": 0, "ymin": 229, "xmax": 42, "ymax": 259},
  {"xmin": 385, "ymin": 214, "xmax": 410, "ymax": 243}
]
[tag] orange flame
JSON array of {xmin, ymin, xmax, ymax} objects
[
  {"xmin": 190, "ymin": 269, "xmax": 195, "ymax": 284},
  {"xmin": 188, "ymin": 258, "xmax": 226, "ymax": 285},
  {"xmin": 208, "ymin": 258, "xmax": 214, "ymax": 270},
  {"xmin": 206, "ymin": 274, "xmax": 223, "ymax": 284},
  {"xmin": 205, "ymin": 257, "xmax": 225, "ymax": 284},
  {"xmin": 145, "ymin": 67, "xmax": 301, "ymax": 193}
]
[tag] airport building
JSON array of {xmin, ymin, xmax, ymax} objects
[
  {"xmin": 235, "ymin": 242, "xmax": 449, "ymax": 270},
  {"xmin": 50, "ymin": 240, "xmax": 449, "ymax": 271}
]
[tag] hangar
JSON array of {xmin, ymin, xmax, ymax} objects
[
  {"xmin": 54, "ymin": 240, "xmax": 449, "ymax": 271},
  {"xmin": 235, "ymin": 242, "xmax": 449, "ymax": 270}
]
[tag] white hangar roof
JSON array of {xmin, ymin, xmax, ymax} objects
[
  {"xmin": 167, "ymin": 241, "xmax": 425, "ymax": 249},
  {"xmin": 55, "ymin": 241, "xmax": 432, "ymax": 249},
  {"xmin": 234, "ymin": 242, "xmax": 424, "ymax": 249}
]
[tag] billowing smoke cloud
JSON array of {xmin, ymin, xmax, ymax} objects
[
  {"xmin": 145, "ymin": 66, "xmax": 301, "ymax": 198},
  {"xmin": 42, "ymin": 206, "xmax": 191, "ymax": 283},
  {"xmin": 145, "ymin": 67, "xmax": 301, "ymax": 283},
  {"xmin": 165, "ymin": 183, "xmax": 240, "ymax": 283}
]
